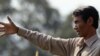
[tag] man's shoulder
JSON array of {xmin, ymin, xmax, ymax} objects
[{"xmin": 96, "ymin": 38, "xmax": 100, "ymax": 46}]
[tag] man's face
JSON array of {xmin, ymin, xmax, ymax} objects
[{"xmin": 72, "ymin": 16, "xmax": 90, "ymax": 37}]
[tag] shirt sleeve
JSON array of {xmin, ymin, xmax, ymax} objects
[{"xmin": 17, "ymin": 27, "xmax": 79, "ymax": 56}]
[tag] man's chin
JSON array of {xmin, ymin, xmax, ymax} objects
[{"xmin": 78, "ymin": 35, "xmax": 83, "ymax": 37}]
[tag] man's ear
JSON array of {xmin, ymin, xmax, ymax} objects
[{"xmin": 87, "ymin": 17, "xmax": 93, "ymax": 26}]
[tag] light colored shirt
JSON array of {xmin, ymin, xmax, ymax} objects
[{"xmin": 17, "ymin": 27, "xmax": 100, "ymax": 56}]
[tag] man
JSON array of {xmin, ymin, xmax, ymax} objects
[{"xmin": 0, "ymin": 6, "xmax": 100, "ymax": 56}]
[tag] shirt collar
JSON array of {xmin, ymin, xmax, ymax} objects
[{"xmin": 84, "ymin": 34, "xmax": 98, "ymax": 47}]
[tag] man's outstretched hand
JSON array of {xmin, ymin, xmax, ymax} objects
[{"xmin": 0, "ymin": 16, "xmax": 18, "ymax": 35}]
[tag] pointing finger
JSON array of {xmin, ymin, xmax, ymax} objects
[{"xmin": 7, "ymin": 16, "xmax": 14, "ymax": 25}]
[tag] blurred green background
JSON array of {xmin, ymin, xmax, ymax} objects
[{"xmin": 0, "ymin": 0, "xmax": 100, "ymax": 56}]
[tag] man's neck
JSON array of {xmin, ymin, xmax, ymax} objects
[{"xmin": 84, "ymin": 29, "xmax": 96, "ymax": 40}]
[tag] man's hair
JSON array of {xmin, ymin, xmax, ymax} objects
[{"xmin": 72, "ymin": 6, "xmax": 99, "ymax": 29}]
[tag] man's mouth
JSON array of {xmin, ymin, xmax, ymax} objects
[{"xmin": 75, "ymin": 30, "xmax": 79, "ymax": 32}]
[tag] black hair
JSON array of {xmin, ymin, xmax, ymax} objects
[{"xmin": 73, "ymin": 6, "xmax": 99, "ymax": 29}]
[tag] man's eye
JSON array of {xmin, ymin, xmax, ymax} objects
[{"xmin": 75, "ymin": 21, "xmax": 78, "ymax": 24}]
